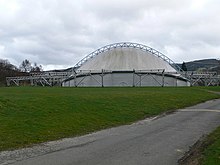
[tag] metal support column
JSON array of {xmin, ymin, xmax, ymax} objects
[
  {"xmin": 139, "ymin": 75, "xmax": 142, "ymax": 87},
  {"xmin": 30, "ymin": 78, "xmax": 34, "ymax": 86},
  {"xmin": 74, "ymin": 72, "xmax": 77, "ymax": 87},
  {"xmin": 6, "ymin": 79, "xmax": 10, "ymax": 86},
  {"xmin": 162, "ymin": 70, "xmax": 165, "ymax": 87},
  {"xmin": 101, "ymin": 69, "xmax": 104, "ymax": 87},
  {"xmin": 133, "ymin": 69, "xmax": 135, "ymax": 87}
]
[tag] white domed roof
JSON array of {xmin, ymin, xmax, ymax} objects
[{"xmin": 75, "ymin": 42, "xmax": 180, "ymax": 72}]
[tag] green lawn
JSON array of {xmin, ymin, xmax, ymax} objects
[
  {"xmin": 201, "ymin": 126, "xmax": 220, "ymax": 165},
  {"xmin": 208, "ymin": 86, "xmax": 220, "ymax": 92},
  {"xmin": 0, "ymin": 87, "xmax": 219, "ymax": 151}
]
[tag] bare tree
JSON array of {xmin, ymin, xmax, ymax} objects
[
  {"xmin": 31, "ymin": 62, "xmax": 43, "ymax": 72},
  {"xmin": 19, "ymin": 59, "xmax": 32, "ymax": 72}
]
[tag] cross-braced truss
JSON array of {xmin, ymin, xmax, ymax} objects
[
  {"xmin": 6, "ymin": 72, "xmax": 72, "ymax": 86},
  {"xmin": 184, "ymin": 71, "xmax": 220, "ymax": 86}
]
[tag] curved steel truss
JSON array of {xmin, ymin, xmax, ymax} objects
[{"xmin": 74, "ymin": 42, "xmax": 182, "ymax": 72}]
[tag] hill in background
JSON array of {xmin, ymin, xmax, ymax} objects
[{"xmin": 177, "ymin": 59, "xmax": 220, "ymax": 73}]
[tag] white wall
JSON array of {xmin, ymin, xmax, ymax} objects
[{"xmin": 62, "ymin": 73, "xmax": 189, "ymax": 87}]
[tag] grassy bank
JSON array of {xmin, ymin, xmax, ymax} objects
[
  {"xmin": 0, "ymin": 87, "xmax": 219, "ymax": 151},
  {"xmin": 201, "ymin": 126, "xmax": 220, "ymax": 165},
  {"xmin": 179, "ymin": 126, "xmax": 220, "ymax": 165}
]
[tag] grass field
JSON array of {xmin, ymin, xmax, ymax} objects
[
  {"xmin": 200, "ymin": 86, "xmax": 220, "ymax": 92},
  {"xmin": 0, "ymin": 87, "xmax": 220, "ymax": 151}
]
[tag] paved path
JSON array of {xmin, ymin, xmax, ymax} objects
[{"xmin": 1, "ymin": 99, "xmax": 220, "ymax": 165}]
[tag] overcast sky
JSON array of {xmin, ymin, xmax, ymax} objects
[{"xmin": 0, "ymin": 0, "xmax": 219, "ymax": 70}]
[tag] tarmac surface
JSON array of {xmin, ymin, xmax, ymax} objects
[{"xmin": 1, "ymin": 99, "xmax": 220, "ymax": 165}]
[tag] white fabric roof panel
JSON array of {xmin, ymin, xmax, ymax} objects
[{"xmin": 78, "ymin": 47, "xmax": 176, "ymax": 72}]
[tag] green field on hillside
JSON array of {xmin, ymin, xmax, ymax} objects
[{"xmin": 0, "ymin": 87, "xmax": 219, "ymax": 151}]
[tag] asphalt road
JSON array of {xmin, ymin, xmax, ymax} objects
[{"xmin": 2, "ymin": 99, "xmax": 220, "ymax": 165}]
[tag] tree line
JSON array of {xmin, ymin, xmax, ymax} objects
[
  {"xmin": 19, "ymin": 59, "xmax": 43, "ymax": 73},
  {"xmin": 0, "ymin": 59, "xmax": 43, "ymax": 86},
  {"xmin": 0, "ymin": 59, "xmax": 43, "ymax": 73}
]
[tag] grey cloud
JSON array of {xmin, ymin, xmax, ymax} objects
[{"xmin": 0, "ymin": 0, "xmax": 219, "ymax": 70}]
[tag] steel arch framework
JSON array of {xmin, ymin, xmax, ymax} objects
[{"xmin": 74, "ymin": 42, "xmax": 182, "ymax": 72}]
